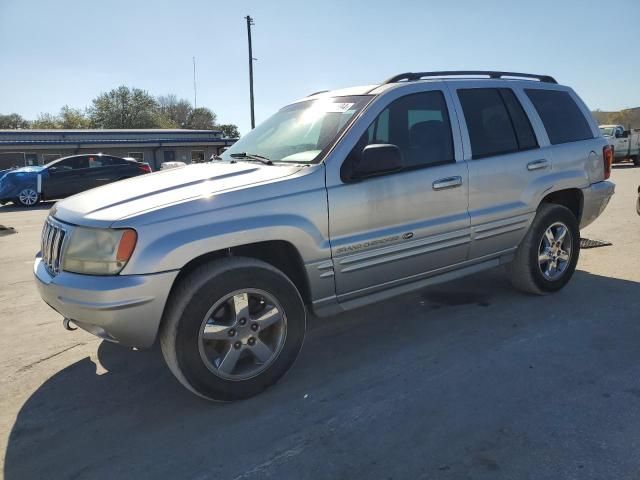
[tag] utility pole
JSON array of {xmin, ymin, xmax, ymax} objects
[
  {"xmin": 192, "ymin": 56, "xmax": 197, "ymax": 109},
  {"xmin": 245, "ymin": 15, "xmax": 255, "ymax": 129}
]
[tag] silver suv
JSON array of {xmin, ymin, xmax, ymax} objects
[{"xmin": 35, "ymin": 71, "xmax": 615, "ymax": 401}]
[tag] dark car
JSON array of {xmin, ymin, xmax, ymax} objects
[{"xmin": 0, "ymin": 154, "xmax": 151, "ymax": 207}]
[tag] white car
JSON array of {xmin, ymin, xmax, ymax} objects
[{"xmin": 160, "ymin": 161, "xmax": 187, "ymax": 170}]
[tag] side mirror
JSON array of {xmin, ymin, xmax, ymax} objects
[{"xmin": 353, "ymin": 144, "xmax": 403, "ymax": 179}]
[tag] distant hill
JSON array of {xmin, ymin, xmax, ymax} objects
[{"xmin": 591, "ymin": 107, "xmax": 640, "ymax": 129}]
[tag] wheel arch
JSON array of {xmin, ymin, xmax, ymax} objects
[
  {"xmin": 540, "ymin": 188, "xmax": 583, "ymax": 223},
  {"xmin": 170, "ymin": 240, "xmax": 312, "ymax": 306}
]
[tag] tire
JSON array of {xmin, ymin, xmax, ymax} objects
[
  {"xmin": 15, "ymin": 187, "xmax": 40, "ymax": 207},
  {"xmin": 508, "ymin": 203, "xmax": 580, "ymax": 295},
  {"xmin": 160, "ymin": 257, "xmax": 306, "ymax": 401},
  {"xmin": 633, "ymin": 155, "xmax": 640, "ymax": 167}
]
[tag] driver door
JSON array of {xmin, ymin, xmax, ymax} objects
[
  {"xmin": 44, "ymin": 156, "xmax": 90, "ymax": 198},
  {"xmin": 326, "ymin": 88, "xmax": 470, "ymax": 301}
]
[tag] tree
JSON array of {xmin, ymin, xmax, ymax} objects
[
  {"xmin": 0, "ymin": 113, "xmax": 29, "ymax": 129},
  {"xmin": 157, "ymin": 94, "xmax": 192, "ymax": 127},
  {"xmin": 31, "ymin": 113, "xmax": 61, "ymax": 129},
  {"xmin": 187, "ymin": 107, "xmax": 217, "ymax": 130},
  {"xmin": 215, "ymin": 123, "xmax": 240, "ymax": 138},
  {"xmin": 89, "ymin": 86, "xmax": 161, "ymax": 128},
  {"xmin": 59, "ymin": 105, "xmax": 91, "ymax": 129}
]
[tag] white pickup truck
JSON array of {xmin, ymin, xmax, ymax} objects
[{"xmin": 599, "ymin": 124, "xmax": 640, "ymax": 165}]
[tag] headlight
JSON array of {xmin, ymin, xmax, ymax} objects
[{"xmin": 62, "ymin": 227, "xmax": 137, "ymax": 275}]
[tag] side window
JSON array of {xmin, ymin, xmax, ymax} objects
[
  {"xmin": 51, "ymin": 158, "xmax": 76, "ymax": 171},
  {"xmin": 108, "ymin": 157, "xmax": 128, "ymax": 165},
  {"xmin": 73, "ymin": 157, "xmax": 90, "ymax": 169},
  {"xmin": 349, "ymin": 90, "xmax": 454, "ymax": 173},
  {"xmin": 88, "ymin": 156, "xmax": 112, "ymax": 168},
  {"xmin": 525, "ymin": 89, "xmax": 593, "ymax": 145},
  {"xmin": 458, "ymin": 88, "xmax": 519, "ymax": 159},
  {"xmin": 366, "ymin": 108, "xmax": 389, "ymax": 143}
]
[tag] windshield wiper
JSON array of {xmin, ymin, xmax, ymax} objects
[{"xmin": 229, "ymin": 152, "xmax": 273, "ymax": 165}]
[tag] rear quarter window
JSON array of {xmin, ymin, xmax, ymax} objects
[{"xmin": 525, "ymin": 89, "xmax": 593, "ymax": 145}]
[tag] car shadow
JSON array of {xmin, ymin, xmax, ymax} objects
[
  {"xmin": 4, "ymin": 269, "xmax": 640, "ymax": 479},
  {"xmin": 0, "ymin": 201, "xmax": 55, "ymax": 213}
]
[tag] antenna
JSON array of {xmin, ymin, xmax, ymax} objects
[{"xmin": 193, "ymin": 56, "xmax": 197, "ymax": 109}]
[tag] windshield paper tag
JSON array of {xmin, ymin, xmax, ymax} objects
[{"xmin": 325, "ymin": 102, "xmax": 354, "ymax": 113}]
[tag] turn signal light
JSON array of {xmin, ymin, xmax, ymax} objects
[
  {"xmin": 603, "ymin": 145, "xmax": 613, "ymax": 180},
  {"xmin": 116, "ymin": 229, "xmax": 138, "ymax": 263}
]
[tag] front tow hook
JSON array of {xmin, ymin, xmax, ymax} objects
[{"xmin": 63, "ymin": 318, "xmax": 77, "ymax": 331}]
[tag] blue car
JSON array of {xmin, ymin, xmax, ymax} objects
[{"xmin": 0, "ymin": 154, "xmax": 151, "ymax": 207}]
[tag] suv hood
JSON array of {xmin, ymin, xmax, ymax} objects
[{"xmin": 53, "ymin": 162, "xmax": 304, "ymax": 226}]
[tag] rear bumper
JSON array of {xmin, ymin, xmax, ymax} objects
[
  {"xmin": 34, "ymin": 256, "xmax": 179, "ymax": 347},
  {"xmin": 580, "ymin": 180, "xmax": 615, "ymax": 229}
]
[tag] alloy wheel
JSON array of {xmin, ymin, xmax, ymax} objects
[
  {"xmin": 18, "ymin": 188, "xmax": 38, "ymax": 206},
  {"xmin": 198, "ymin": 289, "xmax": 287, "ymax": 381},
  {"xmin": 538, "ymin": 221, "xmax": 572, "ymax": 280}
]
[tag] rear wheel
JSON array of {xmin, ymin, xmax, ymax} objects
[
  {"xmin": 16, "ymin": 187, "xmax": 40, "ymax": 207},
  {"xmin": 160, "ymin": 257, "xmax": 306, "ymax": 401},
  {"xmin": 508, "ymin": 203, "xmax": 580, "ymax": 295},
  {"xmin": 633, "ymin": 155, "xmax": 640, "ymax": 167}
]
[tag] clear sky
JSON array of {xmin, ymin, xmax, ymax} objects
[{"xmin": 1, "ymin": 0, "xmax": 638, "ymax": 134}]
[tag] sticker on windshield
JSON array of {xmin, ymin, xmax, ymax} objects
[{"xmin": 324, "ymin": 102, "xmax": 354, "ymax": 113}]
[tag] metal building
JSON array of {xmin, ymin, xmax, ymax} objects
[{"xmin": 0, "ymin": 129, "xmax": 237, "ymax": 170}]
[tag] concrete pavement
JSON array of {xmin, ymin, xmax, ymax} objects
[{"xmin": 1, "ymin": 166, "xmax": 639, "ymax": 479}]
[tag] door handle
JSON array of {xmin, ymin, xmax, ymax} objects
[
  {"xmin": 527, "ymin": 159, "xmax": 549, "ymax": 171},
  {"xmin": 432, "ymin": 176, "xmax": 462, "ymax": 190}
]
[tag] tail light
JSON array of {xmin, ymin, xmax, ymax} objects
[
  {"xmin": 603, "ymin": 145, "xmax": 613, "ymax": 180},
  {"xmin": 138, "ymin": 163, "xmax": 152, "ymax": 174}
]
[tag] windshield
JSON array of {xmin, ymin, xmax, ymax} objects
[
  {"xmin": 599, "ymin": 127, "xmax": 615, "ymax": 136},
  {"xmin": 220, "ymin": 95, "xmax": 371, "ymax": 164}
]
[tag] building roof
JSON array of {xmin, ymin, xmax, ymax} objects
[
  {"xmin": 0, "ymin": 129, "xmax": 237, "ymax": 148},
  {"xmin": 0, "ymin": 129, "xmax": 223, "ymax": 134}
]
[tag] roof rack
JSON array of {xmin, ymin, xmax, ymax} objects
[{"xmin": 383, "ymin": 71, "xmax": 557, "ymax": 84}]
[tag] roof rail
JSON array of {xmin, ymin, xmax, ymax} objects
[{"xmin": 383, "ymin": 71, "xmax": 557, "ymax": 84}]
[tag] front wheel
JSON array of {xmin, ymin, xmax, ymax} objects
[
  {"xmin": 160, "ymin": 257, "xmax": 306, "ymax": 401},
  {"xmin": 16, "ymin": 187, "xmax": 40, "ymax": 207},
  {"xmin": 508, "ymin": 203, "xmax": 580, "ymax": 295}
]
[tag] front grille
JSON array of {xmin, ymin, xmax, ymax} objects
[{"xmin": 41, "ymin": 219, "xmax": 67, "ymax": 275}]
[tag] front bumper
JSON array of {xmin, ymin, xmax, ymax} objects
[
  {"xmin": 580, "ymin": 180, "xmax": 615, "ymax": 229},
  {"xmin": 34, "ymin": 257, "xmax": 179, "ymax": 347}
]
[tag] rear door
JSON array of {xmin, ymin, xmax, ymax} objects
[
  {"xmin": 450, "ymin": 84, "xmax": 550, "ymax": 259},
  {"xmin": 326, "ymin": 86, "xmax": 471, "ymax": 300},
  {"xmin": 87, "ymin": 155, "xmax": 122, "ymax": 188},
  {"xmin": 109, "ymin": 157, "xmax": 141, "ymax": 179}
]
